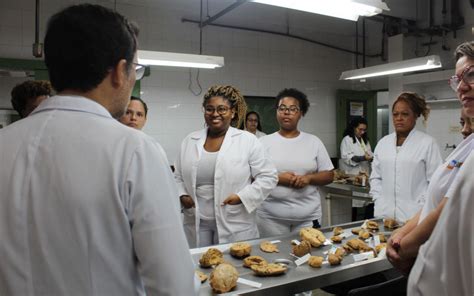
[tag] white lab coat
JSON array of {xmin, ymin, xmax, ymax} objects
[
  {"xmin": 369, "ymin": 129, "xmax": 442, "ymax": 222},
  {"xmin": 339, "ymin": 135, "xmax": 372, "ymax": 175},
  {"xmin": 407, "ymin": 151, "xmax": 474, "ymax": 296},
  {"xmin": 340, "ymin": 135, "xmax": 372, "ymax": 207},
  {"xmin": 0, "ymin": 96, "xmax": 198, "ymax": 296},
  {"xmin": 174, "ymin": 127, "xmax": 278, "ymax": 247}
]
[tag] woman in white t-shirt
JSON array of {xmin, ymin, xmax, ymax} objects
[
  {"xmin": 243, "ymin": 111, "xmax": 266, "ymax": 138},
  {"xmin": 257, "ymin": 88, "xmax": 334, "ymax": 237}
]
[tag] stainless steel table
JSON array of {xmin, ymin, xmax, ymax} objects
[
  {"xmin": 324, "ymin": 183, "xmax": 372, "ymax": 225},
  {"xmin": 192, "ymin": 219, "xmax": 393, "ymax": 295}
]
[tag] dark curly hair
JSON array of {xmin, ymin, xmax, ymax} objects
[
  {"xmin": 343, "ymin": 117, "xmax": 369, "ymax": 144},
  {"xmin": 11, "ymin": 80, "xmax": 52, "ymax": 118},
  {"xmin": 203, "ymin": 85, "xmax": 247, "ymax": 128},
  {"xmin": 393, "ymin": 92, "xmax": 430, "ymax": 122},
  {"xmin": 275, "ymin": 88, "xmax": 309, "ymax": 116}
]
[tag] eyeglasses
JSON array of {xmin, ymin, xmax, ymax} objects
[
  {"xmin": 204, "ymin": 105, "xmax": 231, "ymax": 115},
  {"xmin": 132, "ymin": 63, "xmax": 147, "ymax": 80},
  {"xmin": 277, "ymin": 105, "xmax": 300, "ymax": 114},
  {"xmin": 449, "ymin": 65, "xmax": 474, "ymax": 91}
]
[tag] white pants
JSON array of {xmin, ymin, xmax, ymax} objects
[
  {"xmin": 256, "ymin": 216, "xmax": 314, "ymax": 238},
  {"xmin": 198, "ymin": 219, "xmax": 218, "ymax": 247}
]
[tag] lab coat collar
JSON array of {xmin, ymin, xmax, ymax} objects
[
  {"xmin": 190, "ymin": 126, "xmax": 243, "ymax": 140},
  {"xmin": 31, "ymin": 95, "xmax": 113, "ymax": 119},
  {"xmin": 391, "ymin": 128, "xmax": 419, "ymax": 147}
]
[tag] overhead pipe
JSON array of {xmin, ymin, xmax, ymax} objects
[
  {"xmin": 362, "ymin": 17, "xmax": 366, "ymax": 67},
  {"xmin": 199, "ymin": 0, "xmax": 248, "ymax": 28},
  {"xmin": 33, "ymin": 0, "xmax": 42, "ymax": 57},
  {"xmin": 355, "ymin": 20, "xmax": 359, "ymax": 68},
  {"xmin": 182, "ymin": 18, "xmax": 382, "ymax": 58}
]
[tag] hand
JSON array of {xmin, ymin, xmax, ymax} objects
[
  {"xmin": 388, "ymin": 228, "xmax": 405, "ymax": 250},
  {"xmin": 222, "ymin": 193, "xmax": 242, "ymax": 206},
  {"xmin": 279, "ymin": 172, "xmax": 297, "ymax": 187},
  {"xmin": 386, "ymin": 245, "xmax": 415, "ymax": 275},
  {"xmin": 292, "ymin": 175, "xmax": 310, "ymax": 188},
  {"xmin": 180, "ymin": 195, "xmax": 195, "ymax": 209},
  {"xmin": 386, "ymin": 230, "xmax": 414, "ymax": 275},
  {"xmin": 365, "ymin": 152, "xmax": 373, "ymax": 162}
]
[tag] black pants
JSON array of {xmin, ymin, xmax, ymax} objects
[{"xmin": 312, "ymin": 219, "xmax": 321, "ymax": 228}]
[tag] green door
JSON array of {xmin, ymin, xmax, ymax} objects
[
  {"xmin": 336, "ymin": 90, "xmax": 378, "ymax": 158},
  {"xmin": 244, "ymin": 96, "xmax": 279, "ymax": 134}
]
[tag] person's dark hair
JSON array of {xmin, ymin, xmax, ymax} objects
[
  {"xmin": 130, "ymin": 96, "xmax": 148, "ymax": 116},
  {"xmin": 454, "ymin": 41, "xmax": 474, "ymax": 62},
  {"xmin": 11, "ymin": 80, "xmax": 52, "ymax": 118},
  {"xmin": 44, "ymin": 4, "xmax": 139, "ymax": 92},
  {"xmin": 343, "ymin": 117, "xmax": 368, "ymax": 144},
  {"xmin": 275, "ymin": 88, "xmax": 309, "ymax": 116},
  {"xmin": 392, "ymin": 92, "xmax": 430, "ymax": 122},
  {"xmin": 243, "ymin": 111, "xmax": 263, "ymax": 131},
  {"xmin": 203, "ymin": 85, "xmax": 247, "ymax": 128}
]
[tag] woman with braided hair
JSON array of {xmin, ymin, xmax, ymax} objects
[{"xmin": 174, "ymin": 85, "xmax": 278, "ymax": 247}]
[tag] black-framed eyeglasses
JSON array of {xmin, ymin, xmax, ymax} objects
[
  {"xmin": 203, "ymin": 105, "xmax": 231, "ymax": 115},
  {"xmin": 449, "ymin": 65, "xmax": 474, "ymax": 91},
  {"xmin": 132, "ymin": 63, "xmax": 147, "ymax": 80},
  {"xmin": 277, "ymin": 105, "xmax": 300, "ymax": 114}
]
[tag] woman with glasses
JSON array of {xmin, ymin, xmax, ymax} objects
[
  {"xmin": 406, "ymin": 44, "xmax": 474, "ymax": 293},
  {"xmin": 257, "ymin": 88, "xmax": 334, "ymax": 238},
  {"xmin": 243, "ymin": 111, "xmax": 266, "ymax": 138},
  {"xmin": 382, "ymin": 41, "xmax": 474, "ymax": 295},
  {"xmin": 340, "ymin": 117, "xmax": 373, "ymax": 175},
  {"xmin": 340, "ymin": 117, "xmax": 374, "ymax": 220},
  {"xmin": 174, "ymin": 85, "xmax": 277, "ymax": 247}
]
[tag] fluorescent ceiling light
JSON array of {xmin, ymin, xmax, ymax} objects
[
  {"xmin": 340, "ymin": 55, "xmax": 442, "ymax": 80},
  {"xmin": 138, "ymin": 50, "xmax": 224, "ymax": 69},
  {"xmin": 250, "ymin": 0, "xmax": 389, "ymax": 21}
]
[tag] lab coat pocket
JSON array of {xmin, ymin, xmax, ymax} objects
[
  {"xmin": 182, "ymin": 207, "xmax": 196, "ymax": 225},
  {"xmin": 226, "ymin": 203, "xmax": 244, "ymax": 216},
  {"xmin": 224, "ymin": 204, "xmax": 249, "ymax": 225}
]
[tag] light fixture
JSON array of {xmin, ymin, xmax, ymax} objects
[
  {"xmin": 340, "ymin": 55, "xmax": 442, "ymax": 80},
  {"xmin": 250, "ymin": 0, "xmax": 389, "ymax": 21},
  {"xmin": 138, "ymin": 50, "xmax": 224, "ymax": 69}
]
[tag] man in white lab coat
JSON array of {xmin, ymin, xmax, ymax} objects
[{"xmin": 0, "ymin": 4, "xmax": 197, "ymax": 296}]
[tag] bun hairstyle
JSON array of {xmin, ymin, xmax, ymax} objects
[
  {"xmin": 203, "ymin": 85, "xmax": 247, "ymax": 128},
  {"xmin": 454, "ymin": 41, "xmax": 474, "ymax": 62},
  {"xmin": 393, "ymin": 92, "xmax": 430, "ymax": 123}
]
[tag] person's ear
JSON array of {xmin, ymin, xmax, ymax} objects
[{"xmin": 111, "ymin": 59, "xmax": 129, "ymax": 88}]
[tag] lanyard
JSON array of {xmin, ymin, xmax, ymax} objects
[{"xmin": 355, "ymin": 137, "xmax": 367, "ymax": 153}]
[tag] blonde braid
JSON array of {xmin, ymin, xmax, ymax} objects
[{"xmin": 203, "ymin": 85, "xmax": 247, "ymax": 128}]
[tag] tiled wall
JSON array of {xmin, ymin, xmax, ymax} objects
[{"xmin": 0, "ymin": 0, "xmax": 356, "ymax": 164}]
